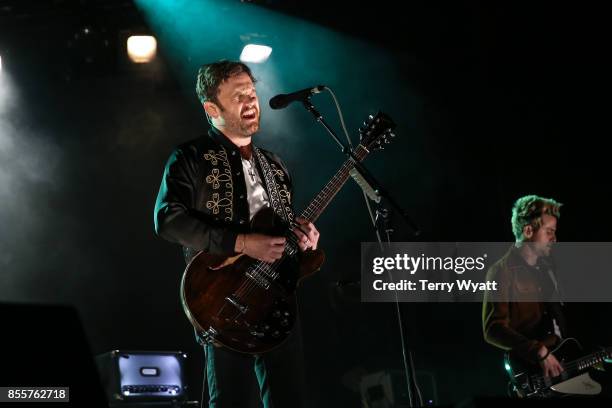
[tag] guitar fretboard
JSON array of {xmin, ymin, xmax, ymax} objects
[
  {"xmin": 531, "ymin": 347, "xmax": 612, "ymax": 386},
  {"xmin": 300, "ymin": 144, "xmax": 368, "ymax": 222},
  {"xmin": 574, "ymin": 348, "xmax": 612, "ymax": 371}
]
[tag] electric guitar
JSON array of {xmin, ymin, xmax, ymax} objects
[
  {"xmin": 506, "ymin": 341, "xmax": 612, "ymax": 398},
  {"xmin": 180, "ymin": 112, "xmax": 396, "ymax": 354}
]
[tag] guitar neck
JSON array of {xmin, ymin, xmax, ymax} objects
[
  {"xmin": 531, "ymin": 347, "xmax": 612, "ymax": 384},
  {"xmin": 570, "ymin": 347, "xmax": 612, "ymax": 372},
  {"xmin": 299, "ymin": 144, "xmax": 369, "ymax": 223}
]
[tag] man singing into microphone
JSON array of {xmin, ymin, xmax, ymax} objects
[{"xmin": 154, "ymin": 60, "xmax": 320, "ymax": 407}]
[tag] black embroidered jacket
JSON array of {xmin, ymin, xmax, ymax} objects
[{"xmin": 154, "ymin": 127, "xmax": 293, "ymax": 263}]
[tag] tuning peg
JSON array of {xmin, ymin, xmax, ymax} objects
[{"xmin": 384, "ymin": 138, "xmax": 390, "ymax": 144}]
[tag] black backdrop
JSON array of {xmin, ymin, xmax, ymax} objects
[{"xmin": 0, "ymin": 1, "xmax": 609, "ymax": 406}]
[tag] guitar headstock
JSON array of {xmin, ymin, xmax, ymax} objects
[{"xmin": 358, "ymin": 111, "xmax": 396, "ymax": 151}]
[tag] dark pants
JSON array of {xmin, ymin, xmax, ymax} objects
[{"xmin": 201, "ymin": 320, "xmax": 306, "ymax": 408}]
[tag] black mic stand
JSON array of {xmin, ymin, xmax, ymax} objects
[
  {"xmin": 374, "ymin": 200, "xmax": 423, "ymax": 407},
  {"xmin": 301, "ymin": 99, "xmax": 352, "ymax": 155},
  {"xmin": 300, "ymin": 97, "xmax": 422, "ymax": 407}
]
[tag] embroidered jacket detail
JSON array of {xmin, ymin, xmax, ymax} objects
[{"xmin": 203, "ymin": 148, "xmax": 234, "ymax": 221}]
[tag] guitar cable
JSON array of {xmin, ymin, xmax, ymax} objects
[
  {"xmin": 200, "ymin": 345, "xmax": 207, "ymax": 408},
  {"xmin": 324, "ymin": 87, "xmax": 386, "ymax": 249},
  {"xmin": 549, "ymin": 337, "xmax": 583, "ymax": 355},
  {"xmin": 324, "ymin": 87, "xmax": 423, "ymax": 407},
  {"xmin": 536, "ymin": 337, "xmax": 582, "ymax": 365},
  {"xmin": 506, "ymin": 380, "xmax": 515, "ymax": 398}
]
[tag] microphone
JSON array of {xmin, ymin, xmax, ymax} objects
[{"xmin": 269, "ymin": 85, "xmax": 325, "ymax": 110}]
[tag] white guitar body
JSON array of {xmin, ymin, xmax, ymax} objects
[
  {"xmin": 550, "ymin": 372, "xmax": 602, "ymax": 396},
  {"xmin": 506, "ymin": 343, "xmax": 612, "ymax": 398}
]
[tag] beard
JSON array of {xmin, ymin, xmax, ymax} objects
[
  {"xmin": 224, "ymin": 110, "xmax": 260, "ymax": 137},
  {"xmin": 240, "ymin": 115, "xmax": 260, "ymax": 136}
]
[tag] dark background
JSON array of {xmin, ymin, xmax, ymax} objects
[{"xmin": 0, "ymin": 0, "xmax": 609, "ymax": 406}]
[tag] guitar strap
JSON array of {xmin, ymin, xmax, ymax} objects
[
  {"xmin": 253, "ymin": 147, "xmax": 294, "ymax": 224},
  {"xmin": 539, "ymin": 256, "xmax": 566, "ymax": 338}
]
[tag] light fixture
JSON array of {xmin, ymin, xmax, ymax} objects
[
  {"xmin": 127, "ymin": 36, "xmax": 157, "ymax": 63},
  {"xmin": 240, "ymin": 44, "xmax": 272, "ymax": 63}
]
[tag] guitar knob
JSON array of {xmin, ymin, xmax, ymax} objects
[
  {"xmin": 280, "ymin": 319, "xmax": 289, "ymax": 327},
  {"xmin": 272, "ymin": 310, "xmax": 281, "ymax": 318},
  {"xmin": 250, "ymin": 330, "xmax": 265, "ymax": 338}
]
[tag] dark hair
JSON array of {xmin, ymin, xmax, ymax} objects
[
  {"xmin": 511, "ymin": 194, "xmax": 562, "ymax": 241},
  {"xmin": 195, "ymin": 60, "xmax": 256, "ymax": 106}
]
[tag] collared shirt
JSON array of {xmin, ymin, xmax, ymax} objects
[{"xmin": 241, "ymin": 156, "xmax": 270, "ymax": 220}]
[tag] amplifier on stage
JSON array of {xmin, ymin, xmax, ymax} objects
[{"xmin": 96, "ymin": 350, "xmax": 188, "ymax": 403}]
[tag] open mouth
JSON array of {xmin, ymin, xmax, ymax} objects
[{"xmin": 241, "ymin": 110, "xmax": 257, "ymax": 120}]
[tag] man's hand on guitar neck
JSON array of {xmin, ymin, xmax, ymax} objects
[
  {"xmin": 538, "ymin": 345, "xmax": 564, "ymax": 378},
  {"xmin": 235, "ymin": 233, "xmax": 286, "ymax": 263},
  {"xmin": 292, "ymin": 217, "xmax": 320, "ymax": 252}
]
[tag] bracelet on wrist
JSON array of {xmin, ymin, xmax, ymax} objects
[{"xmin": 538, "ymin": 350, "xmax": 551, "ymax": 361}]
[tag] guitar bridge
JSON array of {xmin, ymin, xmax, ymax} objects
[{"xmin": 225, "ymin": 295, "xmax": 249, "ymax": 314}]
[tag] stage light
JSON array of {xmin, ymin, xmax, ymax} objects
[
  {"xmin": 239, "ymin": 44, "xmax": 272, "ymax": 63},
  {"xmin": 127, "ymin": 36, "xmax": 157, "ymax": 63}
]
